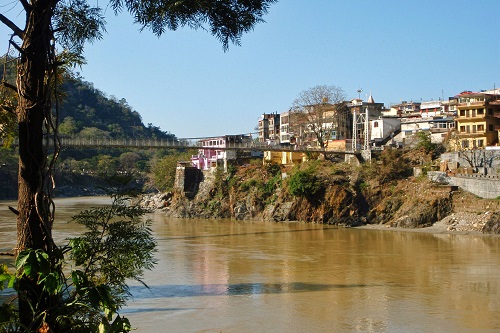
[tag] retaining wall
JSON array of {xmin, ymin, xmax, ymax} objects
[{"xmin": 428, "ymin": 171, "xmax": 500, "ymax": 199}]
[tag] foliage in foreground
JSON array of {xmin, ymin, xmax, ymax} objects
[{"xmin": 0, "ymin": 195, "xmax": 157, "ymax": 332}]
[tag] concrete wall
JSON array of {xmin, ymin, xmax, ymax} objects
[
  {"xmin": 449, "ymin": 174, "xmax": 500, "ymax": 199},
  {"xmin": 428, "ymin": 171, "xmax": 500, "ymax": 199}
]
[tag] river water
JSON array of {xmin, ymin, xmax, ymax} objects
[{"xmin": 1, "ymin": 197, "xmax": 499, "ymax": 332}]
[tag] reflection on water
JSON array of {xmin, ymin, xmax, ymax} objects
[
  {"xmin": 1, "ymin": 199, "xmax": 500, "ymax": 332},
  {"xmin": 128, "ymin": 282, "xmax": 377, "ymax": 300}
]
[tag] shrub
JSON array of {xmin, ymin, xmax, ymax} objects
[
  {"xmin": 0, "ymin": 195, "xmax": 157, "ymax": 332},
  {"xmin": 239, "ymin": 178, "xmax": 259, "ymax": 192},
  {"xmin": 287, "ymin": 169, "xmax": 323, "ymax": 198}
]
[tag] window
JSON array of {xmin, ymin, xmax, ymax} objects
[
  {"xmin": 489, "ymin": 108, "xmax": 493, "ymax": 115},
  {"xmin": 489, "ymin": 124, "xmax": 494, "ymax": 131},
  {"xmin": 460, "ymin": 126, "xmax": 466, "ymax": 132},
  {"xmin": 460, "ymin": 110, "xmax": 465, "ymax": 117},
  {"xmin": 477, "ymin": 139, "xmax": 484, "ymax": 147},
  {"xmin": 462, "ymin": 140, "xmax": 469, "ymax": 148},
  {"xmin": 472, "ymin": 125, "xmax": 477, "ymax": 133},
  {"xmin": 477, "ymin": 108, "xmax": 484, "ymax": 115},
  {"xmin": 478, "ymin": 124, "xmax": 484, "ymax": 132},
  {"xmin": 374, "ymin": 121, "xmax": 379, "ymax": 128}
]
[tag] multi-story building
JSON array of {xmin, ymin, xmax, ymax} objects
[
  {"xmin": 420, "ymin": 100, "xmax": 443, "ymax": 118},
  {"xmin": 279, "ymin": 110, "xmax": 302, "ymax": 145},
  {"xmin": 452, "ymin": 91, "xmax": 500, "ymax": 149},
  {"xmin": 258, "ymin": 113, "xmax": 280, "ymax": 144},
  {"xmin": 441, "ymin": 97, "xmax": 458, "ymax": 117},
  {"xmin": 279, "ymin": 102, "xmax": 352, "ymax": 149},
  {"xmin": 389, "ymin": 101, "xmax": 421, "ymax": 117},
  {"xmin": 191, "ymin": 134, "xmax": 253, "ymax": 170}
]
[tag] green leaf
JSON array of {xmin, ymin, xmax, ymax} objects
[
  {"xmin": 0, "ymin": 273, "xmax": 15, "ymax": 291},
  {"xmin": 15, "ymin": 249, "xmax": 32, "ymax": 271},
  {"xmin": 16, "ymin": 249, "xmax": 51, "ymax": 279},
  {"xmin": 39, "ymin": 272, "xmax": 61, "ymax": 295}
]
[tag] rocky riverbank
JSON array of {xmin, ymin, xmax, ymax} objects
[{"xmin": 139, "ymin": 157, "xmax": 500, "ymax": 235}]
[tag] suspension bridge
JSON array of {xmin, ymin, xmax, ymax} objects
[{"xmin": 4, "ymin": 137, "xmax": 361, "ymax": 157}]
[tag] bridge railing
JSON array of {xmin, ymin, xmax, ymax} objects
[{"xmin": 2, "ymin": 137, "xmax": 359, "ymax": 155}]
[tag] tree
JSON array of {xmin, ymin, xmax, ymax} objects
[
  {"xmin": 291, "ymin": 85, "xmax": 347, "ymax": 151},
  {"xmin": 150, "ymin": 150, "xmax": 195, "ymax": 191},
  {"xmin": 0, "ymin": 0, "xmax": 276, "ymax": 330},
  {"xmin": 415, "ymin": 131, "xmax": 445, "ymax": 160}
]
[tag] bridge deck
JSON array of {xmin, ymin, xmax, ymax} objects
[{"xmin": 4, "ymin": 137, "xmax": 360, "ymax": 155}]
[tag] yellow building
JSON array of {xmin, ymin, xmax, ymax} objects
[
  {"xmin": 263, "ymin": 151, "xmax": 306, "ymax": 165},
  {"xmin": 452, "ymin": 92, "xmax": 500, "ymax": 149}
]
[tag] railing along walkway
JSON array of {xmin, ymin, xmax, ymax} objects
[{"xmin": 4, "ymin": 137, "xmax": 359, "ymax": 155}]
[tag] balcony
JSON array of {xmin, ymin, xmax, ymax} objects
[
  {"xmin": 455, "ymin": 131, "xmax": 486, "ymax": 138},
  {"xmin": 457, "ymin": 101, "xmax": 485, "ymax": 107},
  {"xmin": 495, "ymin": 111, "xmax": 500, "ymax": 118}
]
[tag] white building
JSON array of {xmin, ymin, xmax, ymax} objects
[{"xmin": 370, "ymin": 117, "xmax": 401, "ymax": 145}]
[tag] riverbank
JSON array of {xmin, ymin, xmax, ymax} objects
[
  {"xmin": 141, "ymin": 185, "xmax": 500, "ymax": 236},
  {"xmin": 141, "ymin": 148, "xmax": 500, "ymax": 234}
]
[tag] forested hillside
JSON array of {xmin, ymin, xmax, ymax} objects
[
  {"xmin": 58, "ymin": 77, "xmax": 174, "ymax": 140},
  {"xmin": 1, "ymin": 60, "xmax": 191, "ymax": 199}
]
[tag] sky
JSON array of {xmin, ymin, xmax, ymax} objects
[{"xmin": 2, "ymin": 0, "xmax": 500, "ymax": 138}]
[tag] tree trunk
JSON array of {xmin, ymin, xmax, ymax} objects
[{"xmin": 16, "ymin": 0, "xmax": 55, "ymax": 329}]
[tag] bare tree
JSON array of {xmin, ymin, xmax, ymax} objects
[
  {"xmin": 445, "ymin": 133, "xmax": 500, "ymax": 172},
  {"xmin": 291, "ymin": 85, "xmax": 347, "ymax": 150}
]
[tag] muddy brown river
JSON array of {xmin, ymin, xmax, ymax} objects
[{"xmin": 1, "ymin": 197, "xmax": 499, "ymax": 332}]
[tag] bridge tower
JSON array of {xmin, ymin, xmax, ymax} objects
[{"xmin": 351, "ymin": 106, "xmax": 371, "ymax": 161}]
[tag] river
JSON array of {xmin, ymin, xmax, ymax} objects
[{"xmin": 1, "ymin": 197, "xmax": 499, "ymax": 332}]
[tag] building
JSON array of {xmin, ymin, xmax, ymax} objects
[
  {"xmin": 420, "ymin": 100, "xmax": 443, "ymax": 118},
  {"xmin": 281, "ymin": 102, "xmax": 353, "ymax": 149},
  {"xmin": 279, "ymin": 110, "xmax": 304, "ymax": 145},
  {"xmin": 191, "ymin": 134, "xmax": 253, "ymax": 171},
  {"xmin": 388, "ymin": 101, "xmax": 421, "ymax": 117},
  {"xmin": 347, "ymin": 94, "xmax": 385, "ymax": 119},
  {"xmin": 451, "ymin": 91, "xmax": 500, "ymax": 149},
  {"xmin": 258, "ymin": 113, "xmax": 280, "ymax": 144},
  {"xmin": 263, "ymin": 151, "xmax": 305, "ymax": 165},
  {"xmin": 400, "ymin": 117, "xmax": 454, "ymax": 143},
  {"xmin": 370, "ymin": 117, "xmax": 401, "ymax": 145}
]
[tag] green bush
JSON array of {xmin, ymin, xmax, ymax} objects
[
  {"xmin": 265, "ymin": 163, "xmax": 281, "ymax": 177},
  {"xmin": 287, "ymin": 169, "xmax": 323, "ymax": 198},
  {"xmin": 239, "ymin": 178, "xmax": 259, "ymax": 192}
]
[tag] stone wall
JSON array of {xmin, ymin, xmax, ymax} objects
[{"xmin": 175, "ymin": 165, "xmax": 203, "ymax": 198}]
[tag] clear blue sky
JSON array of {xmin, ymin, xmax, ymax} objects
[{"xmin": 2, "ymin": 1, "xmax": 500, "ymax": 138}]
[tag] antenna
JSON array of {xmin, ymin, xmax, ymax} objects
[{"xmin": 357, "ymin": 88, "xmax": 363, "ymax": 100}]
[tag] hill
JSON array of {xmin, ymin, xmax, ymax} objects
[
  {"xmin": 0, "ymin": 69, "xmax": 180, "ymax": 199},
  {"xmin": 58, "ymin": 76, "xmax": 175, "ymax": 140}
]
